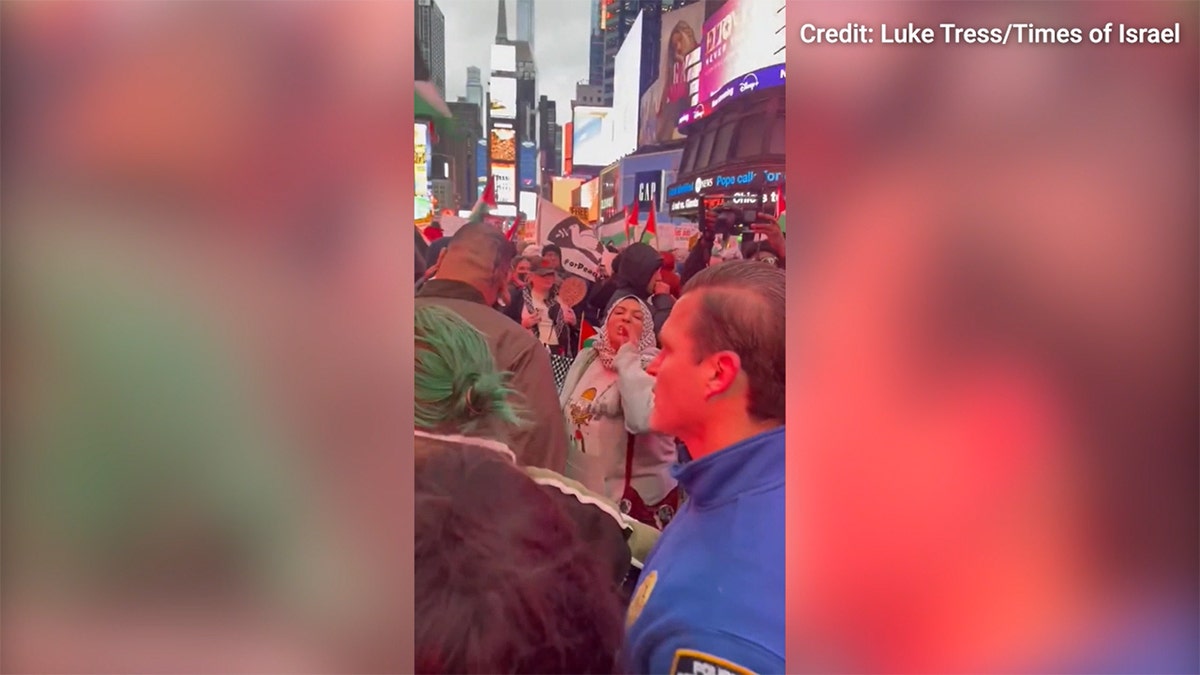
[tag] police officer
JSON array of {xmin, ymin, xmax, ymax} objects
[{"xmin": 625, "ymin": 260, "xmax": 786, "ymax": 674}]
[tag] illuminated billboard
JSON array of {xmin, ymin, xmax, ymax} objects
[
  {"xmin": 519, "ymin": 141, "xmax": 537, "ymax": 189},
  {"xmin": 563, "ymin": 121, "xmax": 574, "ymax": 175},
  {"xmin": 491, "ymin": 43, "xmax": 516, "ymax": 73},
  {"xmin": 697, "ymin": 0, "xmax": 785, "ymax": 102},
  {"xmin": 491, "ymin": 163, "xmax": 516, "ymax": 204},
  {"xmin": 612, "ymin": 11, "xmax": 643, "ymax": 157},
  {"xmin": 474, "ymin": 138, "xmax": 488, "ymax": 201},
  {"xmin": 637, "ymin": 2, "xmax": 706, "ymax": 146},
  {"xmin": 572, "ymin": 106, "xmax": 616, "ymax": 167},
  {"xmin": 414, "ymin": 122, "xmax": 432, "ymax": 223},
  {"xmin": 489, "ymin": 126, "xmax": 517, "ymax": 162},
  {"xmin": 489, "ymin": 76, "xmax": 517, "ymax": 120}
]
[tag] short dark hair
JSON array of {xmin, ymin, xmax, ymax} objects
[
  {"xmin": 682, "ymin": 260, "xmax": 786, "ymax": 422},
  {"xmin": 414, "ymin": 437, "xmax": 624, "ymax": 674},
  {"xmin": 449, "ymin": 223, "xmax": 515, "ymax": 276}
]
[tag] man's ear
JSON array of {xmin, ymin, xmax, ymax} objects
[{"xmin": 705, "ymin": 350, "xmax": 742, "ymax": 400}]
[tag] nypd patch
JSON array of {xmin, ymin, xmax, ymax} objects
[{"xmin": 669, "ymin": 649, "xmax": 756, "ymax": 675}]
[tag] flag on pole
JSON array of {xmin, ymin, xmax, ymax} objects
[
  {"xmin": 624, "ymin": 202, "xmax": 638, "ymax": 246},
  {"xmin": 578, "ymin": 318, "xmax": 598, "ymax": 352},
  {"xmin": 505, "ymin": 212, "xmax": 523, "ymax": 241},
  {"xmin": 467, "ymin": 175, "xmax": 497, "ymax": 224},
  {"xmin": 775, "ymin": 183, "xmax": 786, "ymax": 232},
  {"xmin": 640, "ymin": 207, "xmax": 658, "ymax": 247}
]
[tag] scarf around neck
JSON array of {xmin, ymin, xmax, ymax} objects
[{"xmin": 594, "ymin": 294, "xmax": 657, "ymax": 371}]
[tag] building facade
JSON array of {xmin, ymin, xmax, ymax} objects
[
  {"xmin": 598, "ymin": 0, "xmax": 699, "ymax": 105},
  {"xmin": 416, "ymin": 0, "xmax": 446, "ymax": 98},
  {"xmin": 465, "ymin": 66, "xmax": 484, "ymax": 127},
  {"xmin": 517, "ymin": 0, "xmax": 535, "ymax": 47},
  {"xmin": 537, "ymin": 95, "xmax": 560, "ymax": 188},
  {"xmin": 443, "ymin": 100, "xmax": 482, "ymax": 208}
]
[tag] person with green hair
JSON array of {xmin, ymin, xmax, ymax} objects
[{"xmin": 413, "ymin": 304, "xmax": 660, "ymax": 590}]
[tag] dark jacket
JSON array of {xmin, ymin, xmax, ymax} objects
[
  {"xmin": 416, "ymin": 280, "xmax": 569, "ymax": 472},
  {"xmin": 597, "ymin": 243, "xmax": 674, "ymax": 339}
]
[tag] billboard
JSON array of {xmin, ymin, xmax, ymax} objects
[
  {"xmin": 518, "ymin": 191, "xmax": 540, "ymax": 240},
  {"xmin": 638, "ymin": 2, "xmax": 706, "ymax": 146},
  {"xmin": 492, "ymin": 163, "xmax": 516, "ymax": 204},
  {"xmin": 599, "ymin": 166, "xmax": 619, "ymax": 215},
  {"xmin": 519, "ymin": 141, "xmax": 537, "ymax": 189},
  {"xmin": 414, "ymin": 122, "xmax": 433, "ymax": 223},
  {"xmin": 698, "ymin": 0, "xmax": 785, "ymax": 104},
  {"xmin": 489, "ymin": 76, "xmax": 517, "ymax": 120},
  {"xmin": 474, "ymin": 138, "xmax": 488, "ymax": 200},
  {"xmin": 572, "ymin": 106, "xmax": 615, "ymax": 167},
  {"xmin": 563, "ymin": 121, "xmax": 574, "ymax": 175},
  {"xmin": 489, "ymin": 126, "xmax": 517, "ymax": 162},
  {"xmin": 612, "ymin": 11, "xmax": 643, "ymax": 157},
  {"xmin": 491, "ymin": 43, "xmax": 516, "ymax": 73},
  {"xmin": 579, "ymin": 178, "xmax": 597, "ymax": 210}
]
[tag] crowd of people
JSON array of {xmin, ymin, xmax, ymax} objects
[{"xmin": 413, "ymin": 216, "xmax": 787, "ymax": 673}]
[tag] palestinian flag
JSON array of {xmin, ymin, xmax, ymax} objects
[
  {"xmin": 467, "ymin": 175, "xmax": 497, "ymax": 224},
  {"xmin": 775, "ymin": 184, "xmax": 786, "ymax": 232},
  {"xmin": 625, "ymin": 202, "xmax": 638, "ymax": 246},
  {"xmin": 578, "ymin": 318, "xmax": 598, "ymax": 351},
  {"xmin": 640, "ymin": 207, "xmax": 658, "ymax": 247}
]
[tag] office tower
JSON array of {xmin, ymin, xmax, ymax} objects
[
  {"xmin": 496, "ymin": 0, "xmax": 508, "ymax": 41},
  {"xmin": 415, "ymin": 0, "xmax": 446, "ymax": 98},
  {"xmin": 589, "ymin": 0, "xmax": 605, "ymax": 86},
  {"xmin": 538, "ymin": 95, "xmax": 559, "ymax": 181},
  {"xmin": 517, "ymin": 0, "xmax": 535, "ymax": 47},
  {"xmin": 444, "ymin": 100, "xmax": 483, "ymax": 207},
  {"xmin": 466, "ymin": 66, "xmax": 484, "ymax": 127}
]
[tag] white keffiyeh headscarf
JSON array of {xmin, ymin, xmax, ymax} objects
[{"xmin": 594, "ymin": 294, "xmax": 656, "ymax": 371}]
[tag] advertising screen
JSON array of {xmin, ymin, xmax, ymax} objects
[
  {"xmin": 490, "ymin": 126, "xmax": 516, "ymax": 162},
  {"xmin": 572, "ymin": 106, "xmax": 615, "ymax": 167},
  {"xmin": 599, "ymin": 167, "xmax": 619, "ymax": 214},
  {"xmin": 492, "ymin": 164, "xmax": 516, "ymax": 204},
  {"xmin": 612, "ymin": 11, "xmax": 643, "ymax": 157},
  {"xmin": 563, "ymin": 122, "xmax": 574, "ymax": 175},
  {"xmin": 414, "ymin": 122, "xmax": 432, "ymax": 223},
  {"xmin": 489, "ymin": 76, "xmax": 517, "ymax": 120},
  {"xmin": 518, "ymin": 191, "xmax": 539, "ymax": 228},
  {"xmin": 474, "ymin": 138, "xmax": 488, "ymax": 201},
  {"xmin": 491, "ymin": 43, "xmax": 516, "ymax": 73},
  {"xmin": 698, "ymin": 0, "xmax": 785, "ymax": 102},
  {"xmin": 637, "ymin": 2, "xmax": 707, "ymax": 146},
  {"xmin": 579, "ymin": 178, "xmax": 597, "ymax": 209},
  {"xmin": 519, "ymin": 141, "xmax": 537, "ymax": 188}
]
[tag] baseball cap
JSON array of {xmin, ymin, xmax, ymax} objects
[{"xmin": 530, "ymin": 256, "xmax": 560, "ymax": 277}]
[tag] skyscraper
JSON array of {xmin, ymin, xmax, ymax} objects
[
  {"xmin": 415, "ymin": 0, "xmax": 446, "ymax": 98},
  {"xmin": 496, "ymin": 0, "xmax": 509, "ymax": 41},
  {"xmin": 516, "ymin": 0, "xmax": 535, "ymax": 47},
  {"xmin": 538, "ymin": 95, "xmax": 559, "ymax": 182},
  {"xmin": 588, "ymin": 0, "xmax": 605, "ymax": 86},
  {"xmin": 466, "ymin": 66, "xmax": 484, "ymax": 127}
]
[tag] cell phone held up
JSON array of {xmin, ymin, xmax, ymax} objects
[{"xmin": 709, "ymin": 207, "xmax": 757, "ymax": 237}]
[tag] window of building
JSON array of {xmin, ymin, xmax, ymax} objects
[
  {"xmin": 735, "ymin": 111, "xmax": 766, "ymax": 159},
  {"xmin": 695, "ymin": 124, "xmax": 718, "ymax": 168},
  {"xmin": 768, "ymin": 114, "xmax": 785, "ymax": 155},
  {"xmin": 679, "ymin": 138, "xmax": 697, "ymax": 174},
  {"xmin": 711, "ymin": 118, "xmax": 737, "ymax": 164}
]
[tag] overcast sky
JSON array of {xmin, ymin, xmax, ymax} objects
[{"xmin": 439, "ymin": 0, "xmax": 592, "ymax": 124}]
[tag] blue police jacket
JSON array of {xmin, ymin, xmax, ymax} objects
[{"xmin": 624, "ymin": 426, "xmax": 785, "ymax": 675}]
